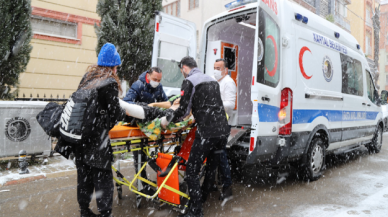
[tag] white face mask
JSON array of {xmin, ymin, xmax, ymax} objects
[
  {"xmin": 214, "ymin": 70, "xmax": 223, "ymax": 81},
  {"xmin": 150, "ymin": 80, "xmax": 160, "ymax": 88}
]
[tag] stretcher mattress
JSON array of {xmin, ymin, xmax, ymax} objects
[{"xmin": 109, "ymin": 125, "xmax": 145, "ymax": 139}]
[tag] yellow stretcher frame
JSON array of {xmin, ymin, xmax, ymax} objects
[{"xmin": 110, "ymin": 131, "xmax": 191, "ymax": 211}]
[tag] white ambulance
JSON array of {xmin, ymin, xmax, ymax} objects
[{"xmin": 152, "ymin": 0, "xmax": 383, "ymax": 181}]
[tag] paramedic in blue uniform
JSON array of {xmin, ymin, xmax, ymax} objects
[
  {"xmin": 123, "ymin": 67, "xmax": 168, "ymax": 189},
  {"xmin": 161, "ymin": 56, "xmax": 229, "ymax": 217},
  {"xmin": 123, "ymin": 67, "xmax": 168, "ymax": 104},
  {"xmin": 213, "ymin": 59, "xmax": 236, "ymax": 201}
]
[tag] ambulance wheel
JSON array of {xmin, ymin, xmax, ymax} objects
[
  {"xmin": 117, "ymin": 186, "xmax": 122, "ymax": 200},
  {"xmin": 367, "ymin": 126, "xmax": 383, "ymax": 154},
  {"xmin": 299, "ymin": 137, "xmax": 325, "ymax": 181}
]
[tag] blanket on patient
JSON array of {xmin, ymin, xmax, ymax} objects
[{"xmin": 137, "ymin": 117, "xmax": 193, "ymax": 140}]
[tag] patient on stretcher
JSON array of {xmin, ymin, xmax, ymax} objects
[{"xmin": 111, "ymin": 98, "xmax": 193, "ymax": 140}]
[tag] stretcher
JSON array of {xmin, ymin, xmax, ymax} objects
[{"xmin": 109, "ymin": 123, "xmax": 198, "ymax": 213}]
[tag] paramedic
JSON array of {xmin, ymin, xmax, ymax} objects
[
  {"xmin": 123, "ymin": 67, "xmax": 168, "ymax": 104},
  {"xmin": 161, "ymin": 56, "xmax": 229, "ymax": 217},
  {"xmin": 213, "ymin": 59, "xmax": 236, "ymax": 201},
  {"xmin": 123, "ymin": 67, "xmax": 168, "ymax": 189},
  {"xmin": 73, "ymin": 43, "xmax": 125, "ymax": 217}
]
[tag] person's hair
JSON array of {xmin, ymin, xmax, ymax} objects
[
  {"xmin": 179, "ymin": 56, "xmax": 197, "ymax": 69},
  {"xmin": 79, "ymin": 65, "xmax": 122, "ymax": 93},
  {"xmin": 215, "ymin": 59, "xmax": 228, "ymax": 69},
  {"xmin": 147, "ymin": 67, "xmax": 162, "ymax": 75}
]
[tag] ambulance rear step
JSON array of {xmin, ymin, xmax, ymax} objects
[{"xmin": 226, "ymin": 127, "xmax": 249, "ymax": 148}]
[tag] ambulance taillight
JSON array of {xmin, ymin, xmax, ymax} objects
[
  {"xmin": 250, "ymin": 137, "xmax": 255, "ymax": 152},
  {"xmin": 279, "ymin": 88, "xmax": 293, "ymax": 135}
]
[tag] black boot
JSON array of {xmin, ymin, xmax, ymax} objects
[
  {"xmin": 80, "ymin": 208, "xmax": 97, "ymax": 217},
  {"xmin": 211, "ymin": 184, "xmax": 218, "ymax": 192},
  {"xmin": 219, "ymin": 185, "xmax": 233, "ymax": 201},
  {"xmin": 99, "ymin": 210, "xmax": 113, "ymax": 217},
  {"xmin": 178, "ymin": 208, "xmax": 204, "ymax": 217}
]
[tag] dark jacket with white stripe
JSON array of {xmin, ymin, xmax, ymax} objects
[
  {"xmin": 167, "ymin": 68, "xmax": 229, "ymax": 138},
  {"xmin": 56, "ymin": 76, "xmax": 125, "ymax": 170}
]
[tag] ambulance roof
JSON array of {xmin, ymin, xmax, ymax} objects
[{"xmin": 205, "ymin": 1, "xmax": 363, "ymax": 57}]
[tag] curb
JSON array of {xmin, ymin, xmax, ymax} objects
[
  {"xmin": 1, "ymin": 170, "xmax": 77, "ymax": 187},
  {"xmin": 3, "ymin": 175, "xmax": 46, "ymax": 186},
  {"xmin": 46, "ymin": 170, "xmax": 77, "ymax": 179}
]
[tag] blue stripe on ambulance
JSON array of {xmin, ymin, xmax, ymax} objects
[{"xmin": 257, "ymin": 103, "xmax": 379, "ymax": 123}]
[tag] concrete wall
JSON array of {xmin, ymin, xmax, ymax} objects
[{"xmin": 19, "ymin": 0, "xmax": 100, "ymax": 99}]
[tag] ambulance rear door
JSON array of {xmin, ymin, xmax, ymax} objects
[
  {"xmin": 152, "ymin": 12, "xmax": 197, "ymax": 97},
  {"xmin": 249, "ymin": 2, "xmax": 283, "ymax": 154}
]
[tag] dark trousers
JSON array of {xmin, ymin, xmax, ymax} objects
[
  {"xmin": 186, "ymin": 132, "xmax": 226, "ymax": 212},
  {"xmin": 76, "ymin": 158, "xmax": 113, "ymax": 215},
  {"xmin": 219, "ymin": 146, "xmax": 232, "ymax": 188},
  {"xmin": 218, "ymin": 126, "xmax": 232, "ymax": 188}
]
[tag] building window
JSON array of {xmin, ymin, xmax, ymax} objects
[
  {"xmin": 31, "ymin": 15, "xmax": 77, "ymax": 39},
  {"xmin": 365, "ymin": 32, "xmax": 372, "ymax": 56},
  {"xmin": 189, "ymin": 0, "xmax": 199, "ymax": 10},
  {"xmin": 366, "ymin": 6, "xmax": 372, "ymax": 26},
  {"xmin": 163, "ymin": 1, "xmax": 180, "ymax": 17},
  {"xmin": 386, "ymin": 34, "xmax": 388, "ymax": 44},
  {"xmin": 335, "ymin": 1, "xmax": 347, "ymax": 17},
  {"xmin": 303, "ymin": 0, "xmax": 316, "ymax": 7}
]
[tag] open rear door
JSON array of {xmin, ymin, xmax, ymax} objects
[
  {"xmin": 249, "ymin": 2, "xmax": 282, "ymax": 157},
  {"xmin": 152, "ymin": 12, "xmax": 197, "ymax": 97}
]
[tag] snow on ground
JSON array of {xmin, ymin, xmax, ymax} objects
[
  {"xmin": 291, "ymin": 153, "xmax": 388, "ymax": 217},
  {"xmin": 0, "ymin": 155, "xmax": 76, "ymax": 186}
]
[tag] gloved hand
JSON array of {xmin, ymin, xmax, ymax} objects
[{"xmin": 160, "ymin": 116, "xmax": 169, "ymax": 129}]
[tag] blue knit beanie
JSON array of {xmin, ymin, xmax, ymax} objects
[{"xmin": 97, "ymin": 43, "xmax": 121, "ymax": 67}]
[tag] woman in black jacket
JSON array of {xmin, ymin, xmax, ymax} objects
[{"xmin": 70, "ymin": 43, "xmax": 125, "ymax": 217}]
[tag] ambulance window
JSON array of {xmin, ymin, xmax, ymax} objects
[
  {"xmin": 340, "ymin": 54, "xmax": 363, "ymax": 97},
  {"xmin": 157, "ymin": 41, "xmax": 188, "ymax": 88},
  {"xmin": 257, "ymin": 8, "xmax": 280, "ymax": 87},
  {"xmin": 366, "ymin": 70, "xmax": 376, "ymax": 103}
]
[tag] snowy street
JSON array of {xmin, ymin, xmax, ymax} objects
[{"xmin": 1, "ymin": 134, "xmax": 388, "ymax": 216}]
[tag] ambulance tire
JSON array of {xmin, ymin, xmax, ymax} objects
[
  {"xmin": 367, "ymin": 126, "xmax": 383, "ymax": 154},
  {"xmin": 299, "ymin": 137, "xmax": 326, "ymax": 182}
]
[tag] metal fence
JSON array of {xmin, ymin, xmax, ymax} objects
[{"xmin": 14, "ymin": 93, "xmax": 68, "ymax": 103}]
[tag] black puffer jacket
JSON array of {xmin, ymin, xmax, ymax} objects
[
  {"xmin": 56, "ymin": 76, "xmax": 125, "ymax": 170},
  {"xmin": 167, "ymin": 68, "xmax": 229, "ymax": 138}
]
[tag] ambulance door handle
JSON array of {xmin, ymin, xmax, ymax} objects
[
  {"xmin": 362, "ymin": 103, "xmax": 366, "ymax": 106},
  {"xmin": 367, "ymin": 104, "xmax": 371, "ymax": 107},
  {"xmin": 261, "ymin": 96, "xmax": 270, "ymax": 102}
]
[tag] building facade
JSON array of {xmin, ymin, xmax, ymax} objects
[
  {"xmin": 379, "ymin": 0, "xmax": 388, "ymax": 90},
  {"xmin": 19, "ymin": 0, "xmax": 100, "ymax": 100}
]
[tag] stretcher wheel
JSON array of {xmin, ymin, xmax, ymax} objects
[{"xmin": 117, "ymin": 185, "xmax": 122, "ymax": 199}]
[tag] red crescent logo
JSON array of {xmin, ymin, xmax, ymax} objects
[
  {"xmin": 299, "ymin": 46, "xmax": 313, "ymax": 79},
  {"xmin": 265, "ymin": 35, "xmax": 278, "ymax": 77}
]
